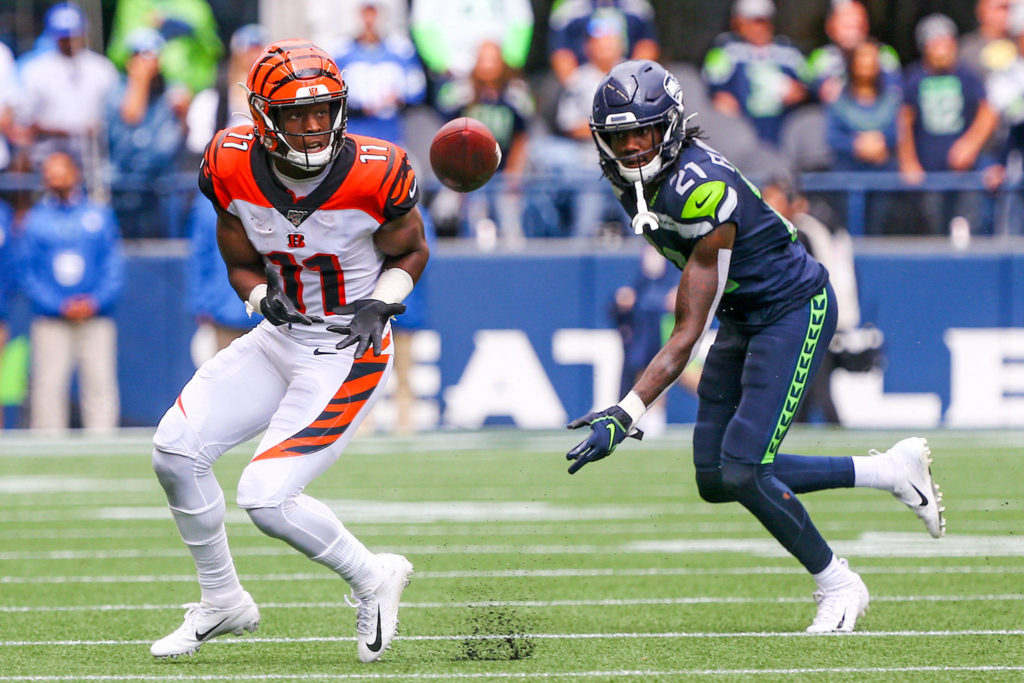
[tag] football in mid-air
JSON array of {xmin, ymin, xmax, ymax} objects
[{"xmin": 429, "ymin": 117, "xmax": 501, "ymax": 193}]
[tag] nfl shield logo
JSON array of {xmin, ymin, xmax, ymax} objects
[{"xmin": 286, "ymin": 209, "xmax": 309, "ymax": 226}]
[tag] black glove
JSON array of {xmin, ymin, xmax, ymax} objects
[
  {"xmin": 328, "ymin": 299, "xmax": 406, "ymax": 359},
  {"xmin": 565, "ymin": 405, "xmax": 643, "ymax": 475},
  {"xmin": 260, "ymin": 264, "xmax": 323, "ymax": 326}
]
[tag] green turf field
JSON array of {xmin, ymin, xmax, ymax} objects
[{"xmin": 0, "ymin": 427, "xmax": 1022, "ymax": 681}]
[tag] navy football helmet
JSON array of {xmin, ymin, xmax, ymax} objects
[{"xmin": 590, "ymin": 60, "xmax": 687, "ymax": 189}]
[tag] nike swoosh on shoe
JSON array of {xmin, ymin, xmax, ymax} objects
[
  {"xmin": 366, "ymin": 606, "xmax": 383, "ymax": 652},
  {"xmin": 195, "ymin": 617, "xmax": 228, "ymax": 641},
  {"xmin": 910, "ymin": 483, "xmax": 929, "ymax": 507}
]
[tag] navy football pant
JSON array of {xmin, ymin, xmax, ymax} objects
[{"xmin": 692, "ymin": 284, "xmax": 854, "ymax": 574}]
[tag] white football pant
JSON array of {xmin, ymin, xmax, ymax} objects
[{"xmin": 152, "ymin": 321, "xmax": 393, "ymax": 605}]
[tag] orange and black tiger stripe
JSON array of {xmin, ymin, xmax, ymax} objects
[
  {"xmin": 251, "ymin": 335, "xmax": 391, "ymax": 462},
  {"xmin": 248, "ymin": 40, "xmax": 344, "ymax": 102}
]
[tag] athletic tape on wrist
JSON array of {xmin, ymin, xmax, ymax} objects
[
  {"xmin": 371, "ymin": 268, "xmax": 415, "ymax": 304},
  {"xmin": 617, "ymin": 390, "xmax": 647, "ymax": 427},
  {"xmin": 246, "ymin": 283, "xmax": 267, "ymax": 317}
]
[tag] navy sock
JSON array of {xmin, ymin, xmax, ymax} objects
[{"xmin": 774, "ymin": 453, "xmax": 855, "ymax": 494}]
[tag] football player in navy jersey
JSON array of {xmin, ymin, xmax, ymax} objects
[{"xmin": 565, "ymin": 60, "xmax": 946, "ymax": 633}]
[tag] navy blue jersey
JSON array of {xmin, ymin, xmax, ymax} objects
[{"xmin": 615, "ymin": 140, "xmax": 828, "ymax": 328}]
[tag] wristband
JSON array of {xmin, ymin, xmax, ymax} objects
[
  {"xmin": 246, "ymin": 283, "xmax": 267, "ymax": 317},
  {"xmin": 371, "ymin": 268, "xmax": 415, "ymax": 304},
  {"xmin": 617, "ymin": 390, "xmax": 647, "ymax": 427}
]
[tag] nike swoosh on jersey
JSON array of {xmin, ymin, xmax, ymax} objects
[{"xmin": 313, "ymin": 348, "xmax": 338, "ymax": 355}]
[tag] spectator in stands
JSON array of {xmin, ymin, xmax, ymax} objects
[
  {"xmin": 547, "ymin": 0, "xmax": 659, "ymax": 86},
  {"xmin": 826, "ymin": 40, "xmax": 900, "ymax": 173},
  {"xmin": 186, "ymin": 191, "xmax": 259, "ymax": 358},
  {"xmin": 19, "ymin": 152, "xmax": 123, "ymax": 433},
  {"xmin": 981, "ymin": 2, "xmax": 1024, "ymax": 230},
  {"xmin": 0, "ymin": 40, "xmax": 17, "ymax": 171},
  {"xmin": 307, "ymin": 0, "xmax": 409, "ymax": 51},
  {"xmin": 435, "ymin": 40, "xmax": 533, "ymax": 244},
  {"xmin": 185, "ymin": 23, "xmax": 267, "ymax": 157},
  {"xmin": 106, "ymin": 0, "xmax": 224, "ymax": 100},
  {"xmin": 535, "ymin": 13, "xmax": 627, "ymax": 238},
  {"xmin": 409, "ymin": 0, "xmax": 533, "ymax": 84},
  {"xmin": 15, "ymin": 2, "xmax": 118, "ymax": 174},
  {"xmin": 701, "ymin": 0, "xmax": 807, "ymax": 146},
  {"xmin": 805, "ymin": 0, "xmax": 901, "ymax": 104},
  {"xmin": 960, "ymin": 0, "xmax": 1016, "ymax": 79},
  {"xmin": 106, "ymin": 28, "xmax": 187, "ymax": 239},
  {"xmin": 333, "ymin": 0, "xmax": 427, "ymax": 145},
  {"xmin": 825, "ymin": 39, "xmax": 901, "ymax": 235},
  {"xmin": 898, "ymin": 13, "xmax": 999, "ymax": 235}
]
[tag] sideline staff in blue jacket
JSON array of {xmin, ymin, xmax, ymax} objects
[{"xmin": 20, "ymin": 151, "xmax": 123, "ymax": 432}]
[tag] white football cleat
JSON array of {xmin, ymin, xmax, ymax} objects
[
  {"xmin": 873, "ymin": 436, "xmax": 946, "ymax": 538},
  {"xmin": 150, "ymin": 591, "xmax": 260, "ymax": 659},
  {"xmin": 806, "ymin": 560, "xmax": 870, "ymax": 633},
  {"xmin": 352, "ymin": 553, "xmax": 414, "ymax": 663}
]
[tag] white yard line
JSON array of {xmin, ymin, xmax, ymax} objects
[
  {"xmin": 1, "ymin": 667, "xmax": 1024, "ymax": 681},
  {"xmin": 0, "ymin": 519, "xmax": 1016, "ymax": 541},
  {"xmin": 1, "ymin": 498, "xmax": 1019, "ymax": 520},
  {"xmin": 1, "ymin": 426, "xmax": 1022, "ymax": 457},
  {"xmin": 4, "ymin": 563, "xmax": 1023, "ymax": 585},
  {"xmin": 1, "ymin": 532, "xmax": 1022, "ymax": 560},
  {"xmin": 1, "ymin": 593, "xmax": 1021, "ymax": 614},
  {"xmin": 3, "ymin": 630, "xmax": 1024, "ymax": 648}
]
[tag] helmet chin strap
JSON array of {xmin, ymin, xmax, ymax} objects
[{"xmin": 632, "ymin": 179, "xmax": 659, "ymax": 234}]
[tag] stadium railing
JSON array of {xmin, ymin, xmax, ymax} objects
[
  {"xmin": 1, "ymin": 169, "xmax": 1020, "ymax": 239},
  {"xmin": 800, "ymin": 170, "xmax": 1022, "ymax": 237}
]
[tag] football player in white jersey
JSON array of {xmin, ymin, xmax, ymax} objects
[{"xmin": 150, "ymin": 39, "xmax": 427, "ymax": 662}]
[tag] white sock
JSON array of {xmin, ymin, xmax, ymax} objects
[
  {"xmin": 313, "ymin": 533, "xmax": 385, "ymax": 597},
  {"xmin": 275, "ymin": 494, "xmax": 384, "ymax": 595},
  {"xmin": 812, "ymin": 555, "xmax": 856, "ymax": 591},
  {"xmin": 852, "ymin": 455, "xmax": 896, "ymax": 490},
  {"xmin": 169, "ymin": 494, "xmax": 245, "ymax": 608}
]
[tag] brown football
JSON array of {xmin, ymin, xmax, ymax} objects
[{"xmin": 429, "ymin": 117, "xmax": 501, "ymax": 192}]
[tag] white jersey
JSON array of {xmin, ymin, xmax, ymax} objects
[{"xmin": 199, "ymin": 124, "xmax": 419, "ymax": 341}]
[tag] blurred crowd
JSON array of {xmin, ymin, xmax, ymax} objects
[
  {"xmin": 0, "ymin": 0, "xmax": 1022, "ymax": 244},
  {"xmin": 1, "ymin": 0, "xmax": 1023, "ymax": 430}
]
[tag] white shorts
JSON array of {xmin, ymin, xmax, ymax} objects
[{"xmin": 154, "ymin": 319, "xmax": 394, "ymax": 508}]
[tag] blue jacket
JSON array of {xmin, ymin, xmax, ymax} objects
[
  {"xmin": 186, "ymin": 193, "xmax": 261, "ymax": 330},
  {"xmin": 0, "ymin": 199, "xmax": 14, "ymax": 320},
  {"xmin": 105, "ymin": 79, "xmax": 186, "ymax": 181},
  {"xmin": 333, "ymin": 35, "xmax": 426, "ymax": 146},
  {"xmin": 19, "ymin": 193, "xmax": 123, "ymax": 317}
]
